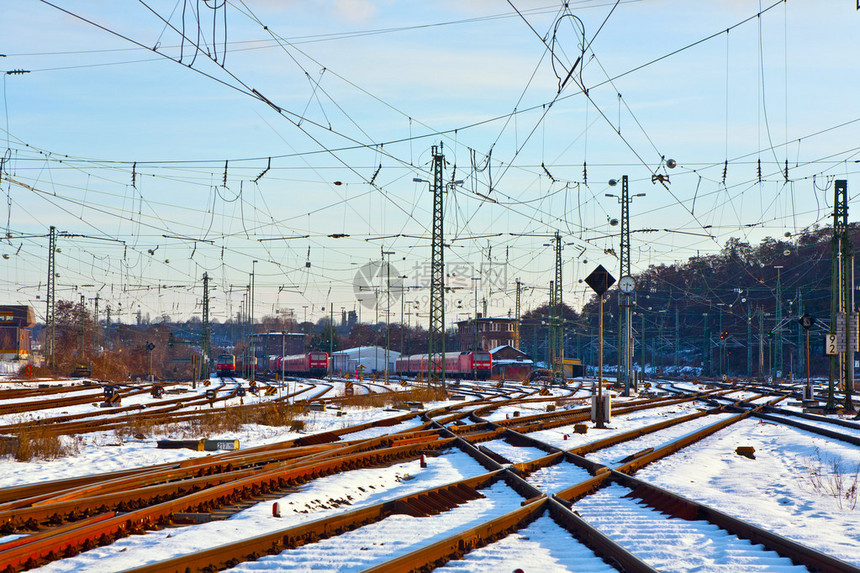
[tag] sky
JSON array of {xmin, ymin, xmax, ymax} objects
[{"xmin": 1, "ymin": 1, "xmax": 858, "ymax": 328}]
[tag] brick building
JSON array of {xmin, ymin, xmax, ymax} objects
[
  {"xmin": 455, "ymin": 315, "xmax": 518, "ymax": 352},
  {"xmin": 0, "ymin": 306, "xmax": 36, "ymax": 361}
]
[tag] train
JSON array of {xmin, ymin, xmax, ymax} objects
[
  {"xmin": 215, "ymin": 354, "xmax": 237, "ymax": 377},
  {"xmin": 267, "ymin": 351, "xmax": 329, "ymax": 378},
  {"xmin": 395, "ymin": 351, "xmax": 492, "ymax": 380},
  {"xmin": 215, "ymin": 351, "xmax": 329, "ymax": 378}
]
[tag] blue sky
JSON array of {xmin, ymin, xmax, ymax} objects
[{"xmin": 1, "ymin": 1, "xmax": 858, "ymax": 326}]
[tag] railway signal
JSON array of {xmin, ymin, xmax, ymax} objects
[
  {"xmin": 146, "ymin": 341, "xmax": 156, "ymax": 382},
  {"xmin": 585, "ymin": 265, "xmax": 615, "ymax": 429},
  {"xmin": 798, "ymin": 314, "xmax": 815, "ymax": 400}
]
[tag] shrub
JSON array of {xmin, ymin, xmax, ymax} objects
[
  {"xmin": 800, "ymin": 447, "xmax": 860, "ymax": 510},
  {"xmin": 14, "ymin": 429, "xmax": 72, "ymax": 462}
]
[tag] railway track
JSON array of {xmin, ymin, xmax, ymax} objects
[
  {"xmin": 0, "ymin": 375, "xmax": 423, "ymax": 439},
  {"xmin": 0, "ymin": 381, "xmax": 857, "ymax": 571}
]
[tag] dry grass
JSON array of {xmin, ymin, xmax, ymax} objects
[
  {"xmin": 114, "ymin": 416, "xmax": 167, "ymax": 441},
  {"xmin": 338, "ymin": 386, "xmax": 448, "ymax": 409},
  {"xmin": 13, "ymin": 428, "xmax": 80, "ymax": 462},
  {"xmin": 800, "ymin": 447, "xmax": 860, "ymax": 510},
  {"xmin": 191, "ymin": 402, "xmax": 299, "ymax": 434},
  {"xmin": 15, "ymin": 364, "xmax": 52, "ymax": 379}
]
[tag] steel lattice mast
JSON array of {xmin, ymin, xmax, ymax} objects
[
  {"xmin": 828, "ymin": 180, "xmax": 854, "ymax": 412},
  {"xmin": 428, "ymin": 144, "xmax": 446, "ymax": 388},
  {"xmin": 515, "ymin": 278, "xmax": 521, "ymax": 349},
  {"xmin": 46, "ymin": 225, "xmax": 56, "ymax": 369},
  {"xmin": 202, "ymin": 272, "xmax": 211, "ymax": 379},
  {"xmin": 549, "ymin": 280, "xmax": 555, "ymax": 366},
  {"xmin": 553, "ymin": 232, "xmax": 563, "ymax": 377}
]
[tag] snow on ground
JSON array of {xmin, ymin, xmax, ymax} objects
[
  {"xmin": 225, "ymin": 481, "xmax": 525, "ymax": 573},
  {"xmin": 482, "ymin": 400, "xmax": 586, "ymax": 423},
  {"xmin": 479, "ymin": 438, "xmax": 547, "ymax": 463},
  {"xmin": 634, "ymin": 417, "xmax": 860, "ymax": 566},
  {"xmin": 574, "ymin": 483, "xmax": 808, "ymax": 572},
  {"xmin": 584, "ymin": 412, "xmax": 736, "ymax": 467},
  {"xmin": 761, "ymin": 410, "xmax": 860, "ymax": 439},
  {"xmin": 6, "ymin": 376, "xmax": 860, "ymax": 569},
  {"xmin": 522, "ymin": 399, "xmax": 713, "ymax": 451},
  {"xmin": 32, "ymin": 448, "xmax": 492, "ymax": 573},
  {"xmin": 524, "ymin": 460, "xmax": 593, "ymax": 493},
  {"xmin": 436, "ymin": 513, "xmax": 616, "ymax": 572},
  {"xmin": 0, "ymin": 406, "xmax": 425, "ymax": 488},
  {"xmin": 0, "ymin": 387, "xmax": 459, "ymax": 488}
]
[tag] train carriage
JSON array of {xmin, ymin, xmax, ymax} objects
[
  {"xmin": 267, "ymin": 351, "xmax": 329, "ymax": 378},
  {"xmin": 215, "ymin": 354, "xmax": 236, "ymax": 377},
  {"xmin": 395, "ymin": 351, "xmax": 492, "ymax": 380}
]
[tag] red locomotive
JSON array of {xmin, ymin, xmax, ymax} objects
[{"xmin": 395, "ymin": 351, "xmax": 492, "ymax": 380}]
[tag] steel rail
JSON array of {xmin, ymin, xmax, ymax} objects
[
  {"xmin": 0, "ymin": 437, "xmax": 455, "ymax": 571},
  {"xmin": 362, "ymin": 498, "xmax": 547, "ymax": 573},
  {"xmin": 0, "ymin": 410, "xmax": 425, "ymax": 509},
  {"xmin": 607, "ymin": 470, "xmax": 860, "ymax": 573},
  {"xmin": 1, "ymin": 429, "xmax": 445, "ymax": 527},
  {"xmin": 115, "ymin": 470, "xmax": 506, "ymax": 573}
]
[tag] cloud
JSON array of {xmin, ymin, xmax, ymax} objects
[{"xmin": 332, "ymin": 0, "xmax": 378, "ymax": 23}]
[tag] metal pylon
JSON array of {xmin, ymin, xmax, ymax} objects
[
  {"xmin": 619, "ymin": 176, "xmax": 632, "ymax": 392},
  {"xmin": 515, "ymin": 278, "xmax": 521, "ymax": 349},
  {"xmin": 549, "ymin": 280, "xmax": 555, "ymax": 366},
  {"xmin": 46, "ymin": 225, "xmax": 56, "ymax": 369},
  {"xmin": 428, "ymin": 144, "xmax": 446, "ymax": 388},
  {"xmin": 553, "ymin": 231, "xmax": 564, "ymax": 377},
  {"xmin": 202, "ymin": 272, "xmax": 211, "ymax": 378},
  {"xmin": 829, "ymin": 180, "xmax": 854, "ymax": 412},
  {"xmin": 775, "ymin": 268, "xmax": 783, "ymax": 376}
]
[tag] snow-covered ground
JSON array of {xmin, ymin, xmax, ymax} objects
[
  {"xmin": 635, "ymin": 417, "xmax": 860, "ymax": 566},
  {"xmin": 574, "ymin": 483, "xmax": 808, "ymax": 572},
  {"xmin": 436, "ymin": 513, "xmax": 616, "ymax": 572},
  {"xmin": 27, "ymin": 448, "xmax": 492, "ymax": 573},
  {"xmin": 2, "ymin": 378, "xmax": 859, "ymax": 571}
]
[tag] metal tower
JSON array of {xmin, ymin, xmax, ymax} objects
[
  {"xmin": 202, "ymin": 272, "xmax": 211, "ymax": 378},
  {"xmin": 828, "ymin": 180, "xmax": 854, "ymax": 411},
  {"xmin": 775, "ymin": 267, "xmax": 783, "ymax": 377},
  {"xmin": 553, "ymin": 231, "xmax": 564, "ymax": 377},
  {"xmin": 46, "ymin": 226, "xmax": 56, "ymax": 369},
  {"xmin": 549, "ymin": 280, "xmax": 555, "ymax": 366},
  {"xmin": 515, "ymin": 278, "xmax": 521, "ymax": 349},
  {"xmin": 428, "ymin": 144, "xmax": 446, "ymax": 388},
  {"xmin": 93, "ymin": 294, "xmax": 99, "ymax": 351},
  {"xmin": 77, "ymin": 294, "xmax": 86, "ymax": 356},
  {"xmin": 618, "ymin": 176, "xmax": 632, "ymax": 393}
]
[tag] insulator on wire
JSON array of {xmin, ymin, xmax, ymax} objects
[
  {"xmin": 582, "ymin": 162, "xmax": 587, "ymax": 186},
  {"xmin": 721, "ymin": 160, "xmax": 727, "ymax": 185},
  {"xmin": 757, "ymin": 159, "xmax": 762, "ymax": 184},
  {"xmin": 784, "ymin": 159, "xmax": 789, "ymax": 182}
]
